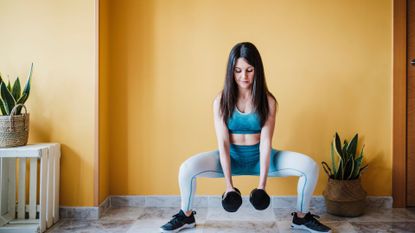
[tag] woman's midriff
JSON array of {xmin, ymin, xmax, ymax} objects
[{"xmin": 230, "ymin": 133, "xmax": 261, "ymax": 145}]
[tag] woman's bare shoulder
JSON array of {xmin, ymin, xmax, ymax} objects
[
  {"xmin": 213, "ymin": 92, "xmax": 222, "ymax": 106},
  {"xmin": 267, "ymin": 93, "xmax": 276, "ymax": 105},
  {"xmin": 267, "ymin": 93, "xmax": 278, "ymax": 113}
]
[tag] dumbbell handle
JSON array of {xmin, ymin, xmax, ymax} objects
[{"xmin": 222, "ymin": 188, "xmax": 241, "ymax": 199}]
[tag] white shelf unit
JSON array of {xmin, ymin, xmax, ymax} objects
[{"xmin": 0, "ymin": 143, "xmax": 61, "ymax": 233}]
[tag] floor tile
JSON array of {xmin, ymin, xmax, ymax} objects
[
  {"xmin": 202, "ymin": 220, "xmax": 279, "ymax": 233},
  {"xmin": 96, "ymin": 219, "xmax": 136, "ymax": 232},
  {"xmin": 100, "ymin": 207, "xmax": 145, "ymax": 220},
  {"xmin": 45, "ymin": 206, "xmax": 415, "ymax": 233},
  {"xmin": 272, "ymin": 208, "xmax": 346, "ymax": 222},
  {"xmin": 208, "ymin": 206, "xmax": 275, "ymax": 221},
  {"xmin": 127, "ymin": 219, "xmax": 203, "ymax": 233},
  {"xmin": 46, "ymin": 219, "xmax": 134, "ymax": 233},
  {"xmin": 277, "ymin": 220, "xmax": 357, "ymax": 233},
  {"xmin": 137, "ymin": 207, "xmax": 208, "ymax": 221},
  {"xmin": 350, "ymin": 221, "xmax": 415, "ymax": 233},
  {"xmin": 46, "ymin": 219, "xmax": 102, "ymax": 233},
  {"xmin": 346, "ymin": 208, "xmax": 415, "ymax": 223}
]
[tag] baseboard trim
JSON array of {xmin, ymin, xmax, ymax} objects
[
  {"xmin": 59, "ymin": 195, "xmax": 393, "ymax": 219},
  {"xmin": 99, "ymin": 196, "xmax": 111, "ymax": 217},
  {"xmin": 59, "ymin": 196, "xmax": 111, "ymax": 220},
  {"xmin": 59, "ymin": 206, "xmax": 99, "ymax": 220},
  {"xmin": 109, "ymin": 195, "xmax": 392, "ymax": 209}
]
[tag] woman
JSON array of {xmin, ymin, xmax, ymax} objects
[{"xmin": 160, "ymin": 42, "xmax": 332, "ymax": 233}]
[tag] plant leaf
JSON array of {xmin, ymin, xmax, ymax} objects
[
  {"xmin": 0, "ymin": 82, "xmax": 16, "ymax": 115},
  {"xmin": 335, "ymin": 160, "xmax": 344, "ymax": 179},
  {"xmin": 347, "ymin": 133, "xmax": 359, "ymax": 158},
  {"xmin": 342, "ymin": 141, "xmax": 348, "ymax": 158},
  {"xmin": 333, "ymin": 133, "xmax": 344, "ymax": 179},
  {"xmin": 12, "ymin": 77, "xmax": 21, "ymax": 101},
  {"xmin": 352, "ymin": 145, "xmax": 365, "ymax": 178},
  {"xmin": 346, "ymin": 156, "xmax": 355, "ymax": 179},
  {"xmin": 21, "ymin": 63, "xmax": 33, "ymax": 98},
  {"xmin": 16, "ymin": 63, "xmax": 33, "ymax": 114},
  {"xmin": 352, "ymin": 155, "xmax": 363, "ymax": 179},
  {"xmin": 343, "ymin": 156, "xmax": 351, "ymax": 178},
  {"xmin": 330, "ymin": 139, "xmax": 337, "ymax": 176},
  {"xmin": 359, "ymin": 164, "xmax": 368, "ymax": 174},
  {"xmin": 321, "ymin": 161, "xmax": 333, "ymax": 178},
  {"xmin": 334, "ymin": 133, "xmax": 342, "ymax": 157},
  {"xmin": 341, "ymin": 141, "xmax": 349, "ymax": 179},
  {"xmin": 7, "ymin": 80, "xmax": 11, "ymax": 92},
  {"xmin": 0, "ymin": 99, "xmax": 7, "ymax": 115}
]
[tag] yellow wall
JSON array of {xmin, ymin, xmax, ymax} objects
[
  {"xmin": 99, "ymin": 0, "xmax": 110, "ymax": 204},
  {"xmin": 0, "ymin": 0, "xmax": 392, "ymax": 207},
  {"xmin": 106, "ymin": 0, "xmax": 392, "ymax": 196},
  {"xmin": 0, "ymin": 0, "xmax": 98, "ymax": 206}
]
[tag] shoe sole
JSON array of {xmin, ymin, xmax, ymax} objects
[
  {"xmin": 159, "ymin": 223, "xmax": 196, "ymax": 232},
  {"xmin": 291, "ymin": 223, "xmax": 332, "ymax": 233}
]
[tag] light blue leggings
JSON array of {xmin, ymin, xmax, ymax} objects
[{"xmin": 179, "ymin": 143, "xmax": 319, "ymax": 213}]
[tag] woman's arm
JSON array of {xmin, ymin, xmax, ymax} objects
[
  {"xmin": 213, "ymin": 94, "xmax": 234, "ymax": 192},
  {"xmin": 258, "ymin": 95, "xmax": 277, "ymax": 189}
]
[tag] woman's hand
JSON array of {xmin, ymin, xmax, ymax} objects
[
  {"xmin": 257, "ymin": 184, "xmax": 266, "ymax": 190},
  {"xmin": 225, "ymin": 186, "xmax": 236, "ymax": 194}
]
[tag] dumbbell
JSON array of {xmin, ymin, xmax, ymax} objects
[
  {"xmin": 221, "ymin": 187, "xmax": 242, "ymax": 212},
  {"xmin": 249, "ymin": 188, "xmax": 270, "ymax": 210}
]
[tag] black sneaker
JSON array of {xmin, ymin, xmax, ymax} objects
[
  {"xmin": 159, "ymin": 210, "xmax": 196, "ymax": 232},
  {"xmin": 291, "ymin": 212, "xmax": 332, "ymax": 233}
]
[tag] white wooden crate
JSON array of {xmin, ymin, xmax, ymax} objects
[{"xmin": 0, "ymin": 143, "xmax": 60, "ymax": 233}]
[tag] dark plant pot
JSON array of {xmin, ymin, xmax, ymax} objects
[{"xmin": 323, "ymin": 178, "xmax": 367, "ymax": 217}]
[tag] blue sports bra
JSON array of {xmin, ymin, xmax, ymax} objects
[{"xmin": 227, "ymin": 107, "xmax": 261, "ymax": 134}]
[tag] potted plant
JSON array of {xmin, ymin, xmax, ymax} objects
[
  {"xmin": 321, "ymin": 132, "xmax": 368, "ymax": 217},
  {"xmin": 0, "ymin": 63, "xmax": 32, "ymax": 147}
]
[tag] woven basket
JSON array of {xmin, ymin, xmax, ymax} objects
[
  {"xmin": 323, "ymin": 178, "xmax": 367, "ymax": 217},
  {"xmin": 0, "ymin": 104, "xmax": 29, "ymax": 148}
]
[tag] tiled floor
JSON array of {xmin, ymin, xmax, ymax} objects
[{"xmin": 46, "ymin": 206, "xmax": 415, "ymax": 233}]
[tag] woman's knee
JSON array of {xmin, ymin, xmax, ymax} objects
[
  {"xmin": 298, "ymin": 153, "xmax": 319, "ymax": 176},
  {"xmin": 278, "ymin": 151, "xmax": 319, "ymax": 174},
  {"xmin": 309, "ymin": 158, "xmax": 319, "ymax": 175},
  {"xmin": 298, "ymin": 152, "xmax": 318, "ymax": 172},
  {"xmin": 179, "ymin": 157, "xmax": 196, "ymax": 178}
]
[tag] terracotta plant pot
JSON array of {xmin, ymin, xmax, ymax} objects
[{"xmin": 323, "ymin": 178, "xmax": 367, "ymax": 217}]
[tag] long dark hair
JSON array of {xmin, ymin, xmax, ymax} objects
[{"xmin": 220, "ymin": 42, "xmax": 276, "ymax": 126}]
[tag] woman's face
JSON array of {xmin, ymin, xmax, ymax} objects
[{"xmin": 233, "ymin": 58, "xmax": 255, "ymax": 90}]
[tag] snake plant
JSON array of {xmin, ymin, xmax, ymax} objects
[
  {"xmin": 0, "ymin": 63, "xmax": 32, "ymax": 116},
  {"xmin": 322, "ymin": 132, "xmax": 368, "ymax": 180}
]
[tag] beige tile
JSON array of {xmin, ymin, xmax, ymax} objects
[
  {"xmin": 137, "ymin": 207, "xmax": 208, "ymax": 221},
  {"xmin": 277, "ymin": 220, "xmax": 357, "ymax": 233},
  {"xmin": 127, "ymin": 219, "xmax": 203, "ymax": 233},
  {"xmin": 207, "ymin": 206, "xmax": 275, "ymax": 221},
  {"xmin": 100, "ymin": 207, "xmax": 145, "ymax": 220},
  {"xmin": 202, "ymin": 220, "xmax": 279, "ymax": 233},
  {"xmin": 346, "ymin": 208, "xmax": 415, "ymax": 222},
  {"xmin": 350, "ymin": 221, "xmax": 415, "ymax": 233}
]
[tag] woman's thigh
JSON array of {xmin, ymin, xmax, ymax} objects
[
  {"xmin": 268, "ymin": 149, "xmax": 318, "ymax": 176},
  {"xmin": 180, "ymin": 150, "xmax": 225, "ymax": 178},
  {"xmin": 180, "ymin": 149, "xmax": 318, "ymax": 178}
]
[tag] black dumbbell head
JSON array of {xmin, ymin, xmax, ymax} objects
[
  {"xmin": 249, "ymin": 188, "xmax": 270, "ymax": 210},
  {"xmin": 221, "ymin": 188, "xmax": 242, "ymax": 212}
]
